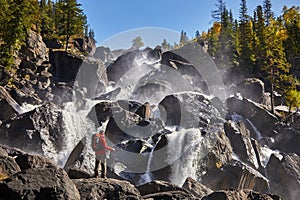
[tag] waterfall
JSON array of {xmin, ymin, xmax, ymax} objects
[
  {"xmin": 57, "ymin": 99, "xmax": 98, "ymax": 166},
  {"xmin": 139, "ymin": 146, "xmax": 155, "ymax": 184},
  {"xmin": 167, "ymin": 128, "xmax": 204, "ymax": 186},
  {"xmin": 139, "ymin": 135, "xmax": 162, "ymax": 184},
  {"xmin": 246, "ymin": 118, "xmax": 263, "ymax": 141}
]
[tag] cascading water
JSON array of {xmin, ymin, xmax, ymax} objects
[
  {"xmin": 166, "ymin": 128, "xmax": 204, "ymax": 186},
  {"xmin": 139, "ymin": 145, "xmax": 155, "ymax": 184},
  {"xmin": 246, "ymin": 118, "xmax": 263, "ymax": 141},
  {"xmin": 57, "ymin": 99, "xmax": 99, "ymax": 166}
]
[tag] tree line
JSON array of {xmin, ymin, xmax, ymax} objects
[
  {"xmin": 0, "ymin": 0, "xmax": 93, "ymax": 70},
  {"xmin": 202, "ymin": 0, "xmax": 300, "ymax": 112},
  {"xmin": 162, "ymin": 0, "xmax": 300, "ymax": 112}
]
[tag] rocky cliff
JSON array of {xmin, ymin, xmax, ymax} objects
[{"xmin": 0, "ymin": 32, "xmax": 299, "ymax": 199}]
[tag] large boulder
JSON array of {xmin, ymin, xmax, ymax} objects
[
  {"xmin": 43, "ymin": 38, "xmax": 62, "ymax": 49},
  {"xmin": 163, "ymin": 42, "xmax": 226, "ymax": 99},
  {"xmin": 0, "ymin": 103, "xmax": 64, "ymax": 160},
  {"xmin": 49, "ymin": 51, "xmax": 107, "ymax": 98},
  {"xmin": 0, "ymin": 99, "xmax": 18, "ymax": 124},
  {"xmin": 202, "ymin": 189, "xmax": 282, "ymax": 200},
  {"xmin": 106, "ymin": 48, "xmax": 161, "ymax": 84},
  {"xmin": 94, "ymin": 46, "xmax": 112, "ymax": 62},
  {"xmin": 136, "ymin": 180, "xmax": 194, "ymax": 199},
  {"xmin": 112, "ymin": 139, "xmax": 152, "ymax": 175},
  {"xmin": 158, "ymin": 92, "xmax": 224, "ymax": 129},
  {"xmin": 224, "ymin": 121, "xmax": 259, "ymax": 169},
  {"xmin": 130, "ymin": 66, "xmax": 194, "ymax": 104},
  {"xmin": 0, "ymin": 165, "xmax": 80, "ymax": 200},
  {"xmin": 105, "ymin": 103, "xmax": 164, "ymax": 145},
  {"xmin": 161, "ymin": 49, "xmax": 209, "ymax": 94},
  {"xmin": 74, "ymin": 178, "xmax": 142, "ymax": 200},
  {"xmin": 236, "ymin": 78, "xmax": 268, "ymax": 105},
  {"xmin": 0, "ymin": 85, "xmax": 23, "ymax": 115},
  {"xmin": 182, "ymin": 177, "xmax": 213, "ymax": 198},
  {"xmin": 261, "ymin": 124, "xmax": 300, "ymax": 155},
  {"xmin": 49, "ymin": 51, "xmax": 83, "ymax": 83},
  {"xmin": 73, "ymin": 37, "xmax": 96, "ymax": 56},
  {"xmin": 266, "ymin": 153, "xmax": 300, "ymax": 200},
  {"xmin": 201, "ymin": 161, "xmax": 269, "ymax": 193},
  {"xmin": 226, "ymin": 96, "xmax": 278, "ymax": 137},
  {"xmin": 75, "ymin": 59, "xmax": 107, "ymax": 98},
  {"xmin": 5, "ymin": 148, "xmax": 57, "ymax": 171}
]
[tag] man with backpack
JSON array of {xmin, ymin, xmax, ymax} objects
[{"xmin": 92, "ymin": 131, "xmax": 115, "ymax": 178}]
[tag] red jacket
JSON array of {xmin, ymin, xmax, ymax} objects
[{"xmin": 93, "ymin": 133, "xmax": 113, "ymax": 155}]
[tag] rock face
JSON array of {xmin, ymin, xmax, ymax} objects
[
  {"xmin": 202, "ymin": 189, "xmax": 282, "ymax": 200},
  {"xmin": 0, "ymin": 103, "xmax": 63, "ymax": 156},
  {"xmin": 43, "ymin": 38, "xmax": 62, "ymax": 49},
  {"xmin": 201, "ymin": 161, "xmax": 269, "ymax": 193},
  {"xmin": 161, "ymin": 50, "xmax": 209, "ymax": 94},
  {"xmin": 91, "ymin": 100, "xmax": 164, "ymax": 144},
  {"xmin": 268, "ymin": 125, "xmax": 300, "ymax": 155},
  {"xmin": 159, "ymin": 92, "xmax": 223, "ymax": 129},
  {"xmin": 49, "ymin": 50, "xmax": 107, "ymax": 98},
  {"xmin": 19, "ymin": 30, "xmax": 49, "ymax": 66},
  {"xmin": 266, "ymin": 153, "xmax": 300, "ymax": 200},
  {"xmin": 0, "ymin": 155, "xmax": 21, "ymax": 177},
  {"xmin": 226, "ymin": 96, "xmax": 278, "ymax": 137},
  {"xmin": 1, "ymin": 30, "xmax": 297, "ymax": 199},
  {"xmin": 224, "ymin": 121, "xmax": 259, "ymax": 169},
  {"xmin": 94, "ymin": 46, "xmax": 112, "ymax": 62},
  {"xmin": 182, "ymin": 177, "xmax": 213, "ymax": 198},
  {"xmin": 0, "ymin": 166, "xmax": 80, "ymax": 200},
  {"xmin": 73, "ymin": 37, "xmax": 96, "ymax": 56},
  {"xmin": 236, "ymin": 78, "xmax": 266, "ymax": 104},
  {"xmin": 0, "ymin": 145, "xmax": 80, "ymax": 200},
  {"xmin": 49, "ymin": 51, "xmax": 83, "ymax": 83},
  {"xmin": 106, "ymin": 49, "xmax": 160, "ymax": 83},
  {"xmin": 74, "ymin": 178, "xmax": 142, "ymax": 200},
  {"xmin": 136, "ymin": 180, "xmax": 194, "ymax": 199}
]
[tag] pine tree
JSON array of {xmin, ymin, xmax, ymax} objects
[
  {"xmin": 219, "ymin": 7, "xmax": 236, "ymax": 67},
  {"xmin": 55, "ymin": 0, "xmax": 87, "ymax": 51},
  {"xmin": 211, "ymin": 0, "xmax": 226, "ymax": 23},
  {"xmin": 39, "ymin": 0, "xmax": 56, "ymax": 39},
  {"xmin": 161, "ymin": 39, "xmax": 170, "ymax": 50},
  {"xmin": 88, "ymin": 28, "xmax": 96, "ymax": 42},
  {"xmin": 263, "ymin": 0, "xmax": 274, "ymax": 25},
  {"xmin": 179, "ymin": 30, "xmax": 189, "ymax": 46},
  {"xmin": 282, "ymin": 6, "xmax": 300, "ymax": 62},
  {"xmin": 263, "ymin": 19, "xmax": 291, "ymax": 113},
  {"xmin": 253, "ymin": 5, "xmax": 267, "ymax": 74},
  {"xmin": 207, "ymin": 22, "xmax": 221, "ymax": 61},
  {"xmin": 238, "ymin": 0, "xmax": 255, "ymax": 71}
]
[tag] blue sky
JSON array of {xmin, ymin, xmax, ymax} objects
[{"xmin": 78, "ymin": 0, "xmax": 299, "ymax": 49}]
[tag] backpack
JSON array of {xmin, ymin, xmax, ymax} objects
[{"xmin": 91, "ymin": 133, "xmax": 105, "ymax": 151}]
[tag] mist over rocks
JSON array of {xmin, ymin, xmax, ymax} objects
[{"xmin": 1, "ymin": 30, "xmax": 300, "ymax": 199}]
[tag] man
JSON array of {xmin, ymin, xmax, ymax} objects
[{"xmin": 92, "ymin": 131, "xmax": 115, "ymax": 178}]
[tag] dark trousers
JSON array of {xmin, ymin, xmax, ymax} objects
[{"xmin": 94, "ymin": 154, "xmax": 106, "ymax": 178}]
